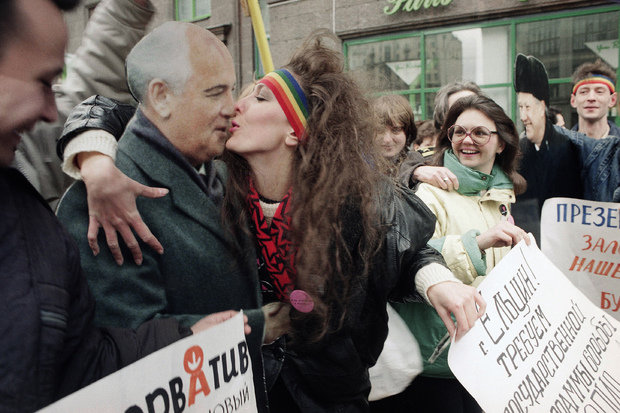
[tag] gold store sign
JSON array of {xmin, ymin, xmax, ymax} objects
[{"xmin": 384, "ymin": 0, "xmax": 453, "ymax": 15}]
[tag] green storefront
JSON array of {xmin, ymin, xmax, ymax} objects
[{"xmin": 342, "ymin": 4, "xmax": 620, "ymax": 129}]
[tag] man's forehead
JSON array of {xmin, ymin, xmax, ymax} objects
[
  {"xmin": 1, "ymin": 0, "xmax": 67, "ymax": 73},
  {"xmin": 576, "ymin": 83, "xmax": 610, "ymax": 92},
  {"xmin": 517, "ymin": 93, "xmax": 540, "ymax": 105}
]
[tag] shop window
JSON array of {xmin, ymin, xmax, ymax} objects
[
  {"xmin": 425, "ymin": 26, "xmax": 511, "ymax": 89},
  {"xmin": 516, "ymin": 12, "xmax": 618, "ymax": 79},
  {"xmin": 347, "ymin": 36, "xmax": 422, "ymax": 94},
  {"xmin": 176, "ymin": 0, "xmax": 210, "ymax": 21}
]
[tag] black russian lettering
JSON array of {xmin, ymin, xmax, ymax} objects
[
  {"xmin": 209, "ymin": 355, "xmax": 221, "ymax": 389},
  {"xmin": 169, "ymin": 377, "xmax": 185, "ymax": 413},
  {"xmin": 480, "ymin": 311, "xmax": 504, "ymax": 345},
  {"xmin": 224, "ymin": 397, "xmax": 233, "ymax": 413},
  {"xmin": 146, "ymin": 387, "xmax": 170, "ymax": 413},
  {"xmin": 238, "ymin": 341, "xmax": 249, "ymax": 374},
  {"xmin": 222, "ymin": 348, "xmax": 239, "ymax": 383}
]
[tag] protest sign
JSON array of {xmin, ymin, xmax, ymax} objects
[
  {"xmin": 449, "ymin": 240, "xmax": 620, "ymax": 413},
  {"xmin": 541, "ymin": 198, "xmax": 620, "ymax": 320},
  {"xmin": 39, "ymin": 312, "xmax": 257, "ymax": 413}
]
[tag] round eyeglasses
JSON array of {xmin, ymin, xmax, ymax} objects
[{"xmin": 448, "ymin": 125, "xmax": 498, "ymax": 146}]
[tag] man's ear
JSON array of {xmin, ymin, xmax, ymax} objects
[
  {"xmin": 147, "ymin": 79, "xmax": 172, "ymax": 119},
  {"xmin": 570, "ymin": 94, "xmax": 577, "ymax": 109},
  {"xmin": 609, "ymin": 91, "xmax": 617, "ymax": 108},
  {"xmin": 285, "ymin": 129, "xmax": 300, "ymax": 147}
]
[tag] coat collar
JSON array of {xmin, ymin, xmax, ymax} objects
[
  {"xmin": 444, "ymin": 150, "xmax": 513, "ymax": 196},
  {"xmin": 119, "ymin": 112, "xmax": 227, "ymax": 235}
]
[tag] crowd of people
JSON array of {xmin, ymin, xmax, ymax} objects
[{"xmin": 1, "ymin": 0, "xmax": 618, "ymax": 412}]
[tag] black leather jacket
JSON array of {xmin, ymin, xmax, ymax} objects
[
  {"xmin": 262, "ymin": 180, "xmax": 443, "ymax": 412},
  {"xmin": 56, "ymin": 95, "xmax": 136, "ymax": 160}
]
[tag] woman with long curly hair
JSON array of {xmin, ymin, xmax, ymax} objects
[
  {"xmin": 391, "ymin": 95, "xmax": 529, "ymax": 413},
  {"xmin": 222, "ymin": 32, "xmax": 485, "ymax": 412}
]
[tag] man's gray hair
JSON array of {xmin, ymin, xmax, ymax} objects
[{"xmin": 126, "ymin": 21, "xmax": 193, "ymax": 104}]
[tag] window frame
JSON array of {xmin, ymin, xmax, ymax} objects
[{"xmin": 175, "ymin": 0, "xmax": 211, "ymax": 22}]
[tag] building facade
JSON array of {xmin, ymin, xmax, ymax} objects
[{"xmin": 64, "ymin": 0, "xmax": 620, "ymax": 128}]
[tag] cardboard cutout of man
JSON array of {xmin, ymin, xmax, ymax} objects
[{"xmin": 512, "ymin": 54, "xmax": 583, "ymax": 243}]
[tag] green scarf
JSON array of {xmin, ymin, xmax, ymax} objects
[{"xmin": 443, "ymin": 149, "xmax": 513, "ymax": 196}]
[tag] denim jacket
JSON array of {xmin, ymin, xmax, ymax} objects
[{"xmin": 565, "ymin": 122, "xmax": 620, "ymax": 202}]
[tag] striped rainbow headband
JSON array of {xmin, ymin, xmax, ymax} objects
[
  {"xmin": 258, "ymin": 69, "xmax": 309, "ymax": 140},
  {"xmin": 572, "ymin": 74, "xmax": 616, "ymax": 95}
]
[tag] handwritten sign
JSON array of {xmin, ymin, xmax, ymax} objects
[
  {"xmin": 541, "ymin": 198, "xmax": 620, "ymax": 320},
  {"xmin": 39, "ymin": 313, "xmax": 257, "ymax": 413},
  {"xmin": 449, "ymin": 239, "xmax": 620, "ymax": 412}
]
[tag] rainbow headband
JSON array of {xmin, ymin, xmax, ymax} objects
[
  {"xmin": 572, "ymin": 74, "xmax": 616, "ymax": 95},
  {"xmin": 258, "ymin": 69, "xmax": 309, "ymax": 140}
]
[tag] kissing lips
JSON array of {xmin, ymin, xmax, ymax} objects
[{"xmin": 229, "ymin": 120, "xmax": 240, "ymax": 134}]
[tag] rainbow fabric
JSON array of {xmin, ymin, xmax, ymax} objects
[
  {"xmin": 258, "ymin": 69, "xmax": 309, "ymax": 140},
  {"xmin": 572, "ymin": 74, "xmax": 616, "ymax": 95}
]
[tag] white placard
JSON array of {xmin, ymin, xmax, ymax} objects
[
  {"xmin": 449, "ymin": 239, "xmax": 620, "ymax": 413},
  {"xmin": 39, "ymin": 312, "xmax": 257, "ymax": 413},
  {"xmin": 541, "ymin": 197, "xmax": 620, "ymax": 320}
]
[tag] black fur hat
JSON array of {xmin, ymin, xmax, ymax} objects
[{"xmin": 514, "ymin": 53, "xmax": 549, "ymax": 106}]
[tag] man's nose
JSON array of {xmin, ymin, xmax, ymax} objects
[{"xmin": 222, "ymin": 91, "xmax": 235, "ymax": 117}]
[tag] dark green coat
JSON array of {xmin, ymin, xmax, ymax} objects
[{"xmin": 57, "ymin": 113, "xmax": 264, "ymax": 354}]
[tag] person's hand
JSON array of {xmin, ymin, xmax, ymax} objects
[
  {"xmin": 191, "ymin": 310, "xmax": 251, "ymax": 335},
  {"xmin": 262, "ymin": 302, "xmax": 291, "ymax": 344},
  {"xmin": 79, "ymin": 152, "xmax": 169, "ymax": 266},
  {"xmin": 427, "ymin": 281, "xmax": 486, "ymax": 341},
  {"xmin": 476, "ymin": 221, "xmax": 530, "ymax": 251},
  {"xmin": 0, "ymin": 75, "xmax": 50, "ymax": 135},
  {"xmin": 413, "ymin": 166, "xmax": 459, "ymax": 191}
]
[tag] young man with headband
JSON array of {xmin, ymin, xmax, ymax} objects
[{"xmin": 570, "ymin": 59, "xmax": 619, "ymax": 140}]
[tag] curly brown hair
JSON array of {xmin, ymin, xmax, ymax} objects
[
  {"xmin": 222, "ymin": 31, "xmax": 387, "ymax": 344},
  {"xmin": 432, "ymin": 95, "xmax": 527, "ymax": 195}
]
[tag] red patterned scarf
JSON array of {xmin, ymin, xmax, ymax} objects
[{"xmin": 247, "ymin": 180, "xmax": 296, "ymax": 302}]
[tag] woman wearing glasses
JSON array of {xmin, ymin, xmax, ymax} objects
[{"xmin": 390, "ymin": 95, "xmax": 529, "ymax": 413}]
